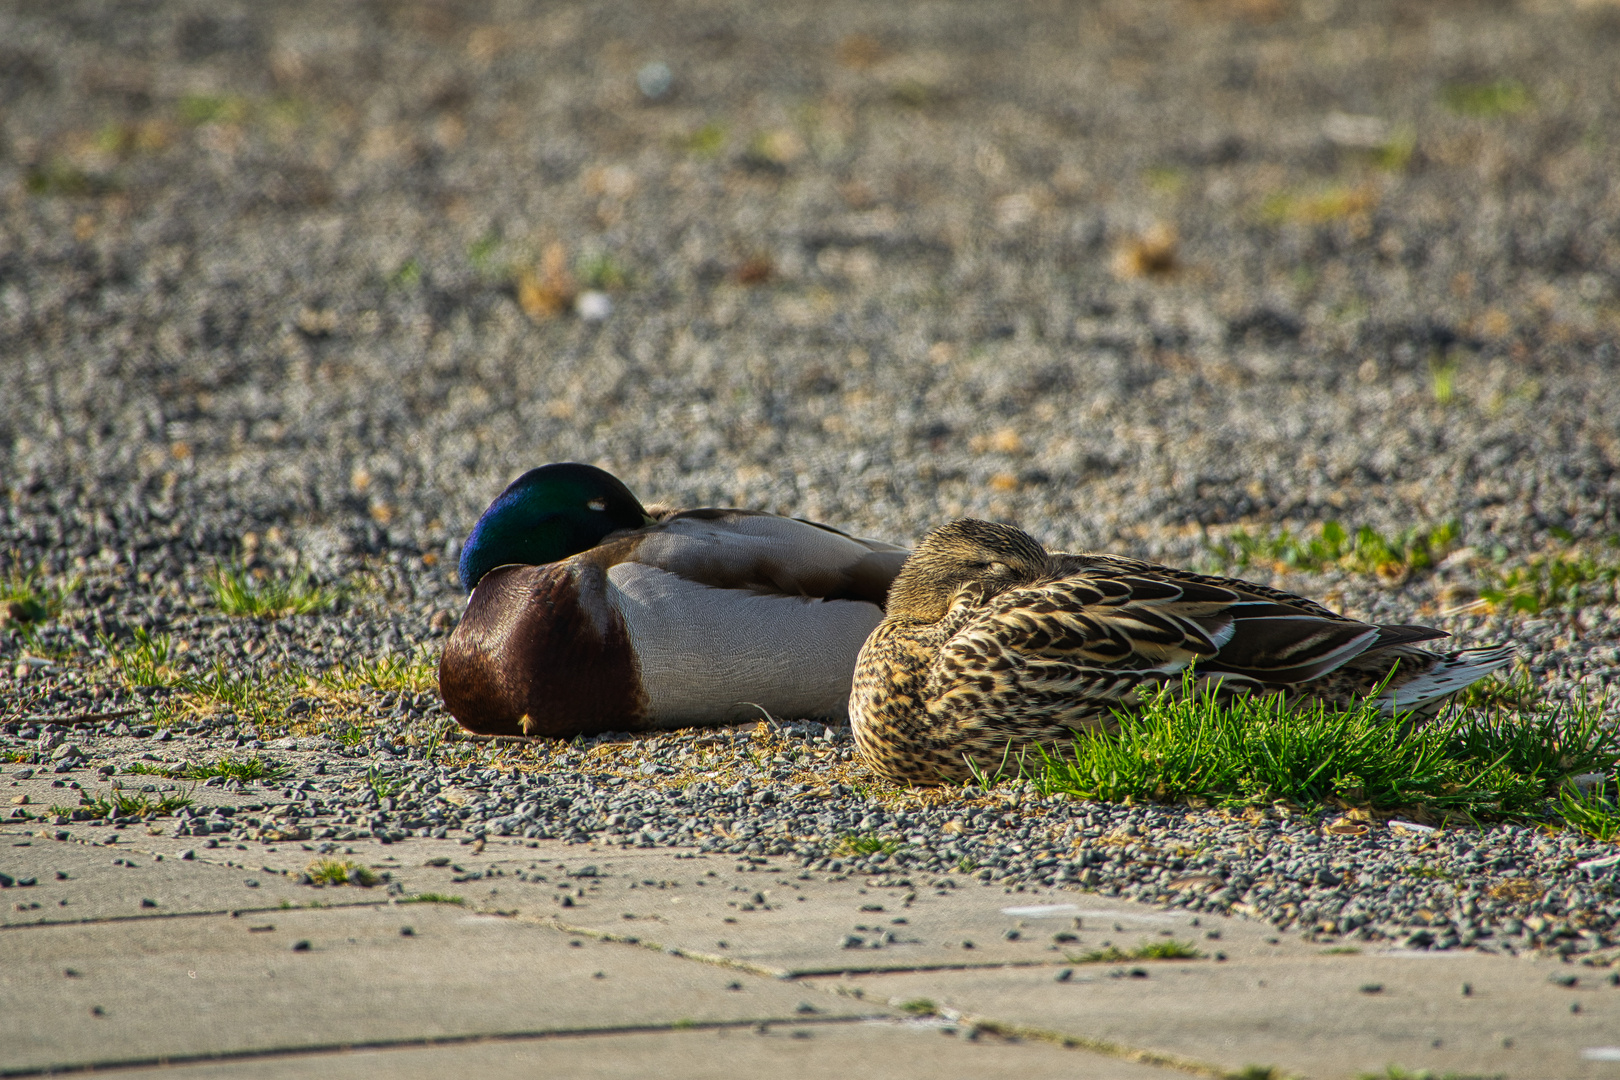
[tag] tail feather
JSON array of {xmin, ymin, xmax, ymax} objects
[
  {"xmin": 1375, "ymin": 645, "xmax": 1516, "ymax": 714},
  {"xmin": 1370, "ymin": 623, "xmax": 1450, "ymax": 649}
]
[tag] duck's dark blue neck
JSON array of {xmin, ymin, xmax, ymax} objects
[{"xmin": 457, "ymin": 464, "xmax": 650, "ymax": 592}]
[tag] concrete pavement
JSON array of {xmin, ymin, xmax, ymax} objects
[{"xmin": 4, "ymin": 825, "xmax": 1619, "ymax": 1079}]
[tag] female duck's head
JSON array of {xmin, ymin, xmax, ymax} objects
[
  {"xmin": 885, "ymin": 519, "xmax": 1051, "ymax": 622},
  {"xmin": 457, "ymin": 463, "xmax": 654, "ymax": 592}
]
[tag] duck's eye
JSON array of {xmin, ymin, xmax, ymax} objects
[{"xmin": 586, "ymin": 498, "xmax": 608, "ymax": 512}]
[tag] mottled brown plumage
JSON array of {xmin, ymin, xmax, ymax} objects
[{"xmin": 850, "ymin": 519, "xmax": 1515, "ymax": 784}]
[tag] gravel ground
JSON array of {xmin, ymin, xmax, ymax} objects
[{"xmin": 3, "ymin": 1, "xmax": 1620, "ymax": 955}]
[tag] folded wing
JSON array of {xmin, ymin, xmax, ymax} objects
[
  {"xmin": 926, "ymin": 562, "xmax": 1450, "ymax": 728},
  {"xmin": 601, "ymin": 510, "xmax": 910, "ymax": 607}
]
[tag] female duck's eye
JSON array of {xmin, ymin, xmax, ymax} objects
[{"xmin": 587, "ymin": 498, "xmax": 608, "ymax": 512}]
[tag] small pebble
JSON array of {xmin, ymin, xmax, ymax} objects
[
  {"xmin": 575, "ymin": 291, "xmax": 612, "ymax": 322},
  {"xmin": 636, "ymin": 61, "xmax": 673, "ymax": 100}
]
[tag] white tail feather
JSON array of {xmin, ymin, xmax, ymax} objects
[{"xmin": 1376, "ymin": 646, "xmax": 1516, "ymax": 714}]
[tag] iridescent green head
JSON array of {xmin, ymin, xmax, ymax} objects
[{"xmin": 457, "ymin": 463, "xmax": 653, "ymax": 592}]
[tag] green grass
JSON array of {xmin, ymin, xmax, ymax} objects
[
  {"xmin": 102, "ymin": 630, "xmax": 438, "ymax": 737},
  {"xmin": 317, "ymin": 654, "xmax": 436, "ymax": 694},
  {"xmin": 1067, "ymin": 940, "xmax": 1202, "ymax": 964},
  {"xmin": 1020, "ymin": 677, "xmax": 1620, "ymax": 835},
  {"xmin": 1143, "ymin": 166, "xmax": 1187, "ymax": 195},
  {"xmin": 101, "ymin": 627, "xmax": 178, "ymax": 687},
  {"xmin": 24, "ymin": 162, "xmax": 120, "ymax": 197},
  {"xmin": 1451, "ymin": 666, "xmax": 1542, "ymax": 712},
  {"xmin": 1429, "ymin": 355, "xmax": 1459, "ymax": 405},
  {"xmin": 389, "ymin": 258, "xmax": 423, "ymax": 288},
  {"xmin": 178, "ymin": 93, "xmax": 251, "ymax": 125},
  {"xmin": 899, "ymin": 998, "xmax": 938, "ymax": 1016},
  {"xmin": 329, "ymin": 719, "xmax": 371, "ymax": 748},
  {"xmin": 1441, "ymin": 78, "xmax": 1531, "ymax": 118},
  {"xmin": 366, "ymin": 765, "xmax": 406, "ymax": 800},
  {"xmin": 1257, "ymin": 183, "xmax": 1374, "ymax": 226},
  {"xmin": 263, "ymin": 97, "xmax": 310, "ymax": 129},
  {"xmin": 418, "ymin": 720, "xmax": 452, "ymax": 762},
  {"xmin": 682, "ymin": 122, "xmax": 726, "ymax": 158},
  {"xmin": 173, "ymin": 660, "xmax": 288, "ymax": 727},
  {"xmin": 1478, "ymin": 549, "xmax": 1620, "ymax": 614},
  {"xmin": 1557, "ymin": 784, "xmax": 1620, "ymax": 843},
  {"xmin": 2, "ymin": 567, "xmax": 51, "ymax": 625},
  {"xmin": 1370, "ymin": 128, "xmax": 1416, "ymax": 172},
  {"xmin": 73, "ymin": 790, "xmax": 194, "ymax": 819},
  {"xmin": 2, "ymin": 562, "xmax": 79, "ymax": 626},
  {"xmin": 1207, "ymin": 520, "xmax": 1459, "ymax": 578},
  {"xmin": 170, "ymin": 660, "xmax": 253, "ymax": 705},
  {"xmin": 838, "ymin": 833, "xmax": 905, "ymax": 857},
  {"xmin": 578, "ymin": 252, "xmax": 629, "ymax": 291},
  {"xmin": 399, "ymin": 893, "xmax": 465, "ymax": 905},
  {"xmin": 1359, "ymin": 1066, "xmax": 1499, "ymax": 1080},
  {"xmin": 208, "ymin": 561, "xmax": 345, "ymax": 618},
  {"xmin": 889, "ymin": 78, "xmax": 943, "ymax": 108},
  {"xmin": 468, "ymin": 231, "xmax": 501, "ymax": 272},
  {"xmin": 305, "ymin": 859, "xmax": 379, "ymax": 887},
  {"xmin": 176, "ymin": 93, "xmax": 309, "ymax": 132},
  {"xmin": 189, "ymin": 756, "xmax": 289, "ymax": 783}
]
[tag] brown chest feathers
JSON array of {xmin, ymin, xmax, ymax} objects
[{"xmin": 438, "ymin": 563, "xmax": 649, "ymax": 737}]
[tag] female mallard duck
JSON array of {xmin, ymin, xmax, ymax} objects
[
  {"xmin": 850, "ymin": 519, "xmax": 1515, "ymax": 784},
  {"xmin": 439, "ymin": 463, "xmax": 910, "ymax": 738}
]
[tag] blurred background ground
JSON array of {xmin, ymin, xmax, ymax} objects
[{"xmin": 1, "ymin": 0, "xmax": 1618, "ymax": 710}]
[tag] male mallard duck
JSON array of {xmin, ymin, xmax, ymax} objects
[
  {"xmin": 439, "ymin": 463, "xmax": 910, "ymax": 738},
  {"xmin": 850, "ymin": 519, "xmax": 1515, "ymax": 784}
]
